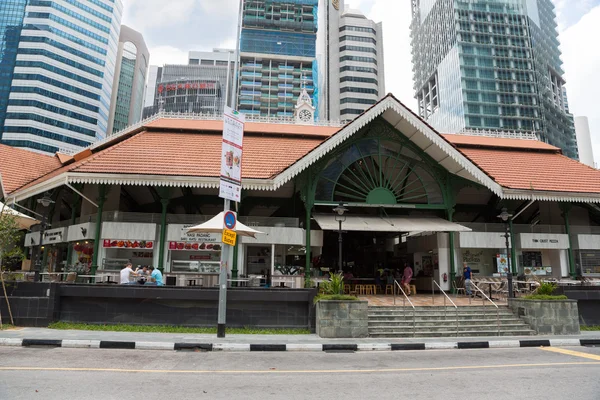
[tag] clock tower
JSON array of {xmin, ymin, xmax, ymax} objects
[{"xmin": 294, "ymin": 88, "xmax": 315, "ymax": 124}]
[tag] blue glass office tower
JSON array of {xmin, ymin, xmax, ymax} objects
[
  {"xmin": 237, "ymin": 0, "xmax": 318, "ymax": 118},
  {"xmin": 0, "ymin": 0, "xmax": 123, "ymax": 154},
  {"xmin": 0, "ymin": 1, "xmax": 28, "ymax": 141},
  {"xmin": 411, "ymin": 0, "xmax": 578, "ymax": 159}
]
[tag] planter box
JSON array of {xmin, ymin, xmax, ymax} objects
[
  {"xmin": 509, "ymin": 299, "xmax": 580, "ymax": 335},
  {"xmin": 316, "ymin": 300, "xmax": 368, "ymax": 338}
]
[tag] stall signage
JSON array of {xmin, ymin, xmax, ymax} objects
[
  {"xmin": 222, "ymin": 229, "xmax": 237, "ymax": 246},
  {"xmin": 169, "ymin": 242, "xmax": 222, "ymax": 251},
  {"xmin": 103, "ymin": 240, "xmax": 153, "ymax": 249},
  {"xmin": 219, "ymin": 106, "xmax": 245, "ymax": 202},
  {"xmin": 180, "ymin": 226, "xmax": 220, "ymax": 243},
  {"xmin": 43, "ymin": 227, "xmax": 66, "ymax": 244}
]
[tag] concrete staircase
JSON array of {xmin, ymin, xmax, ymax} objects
[{"xmin": 368, "ymin": 306, "xmax": 536, "ymax": 338}]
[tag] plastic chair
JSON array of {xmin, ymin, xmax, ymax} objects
[{"xmin": 453, "ymin": 280, "xmax": 465, "ymax": 296}]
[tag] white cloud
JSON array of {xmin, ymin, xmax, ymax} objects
[
  {"xmin": 147, "ymin": 45, "xmax": 189, "ymax": 67},
  {"xmin": 122, "ymin": 0, "xmax": 198, "ymax": 32},
  {"xmin": 561, "ymin": 5, "xmax": 600, "ymax": 165}
]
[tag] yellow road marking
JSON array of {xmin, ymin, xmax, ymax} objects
[
  {"xmin": 540, "ymin": 347, "xmax": 600, "ymax": 361},
  {"xmin": 0, "ymin": 362, "xmax": 598, "ymax": 375}
]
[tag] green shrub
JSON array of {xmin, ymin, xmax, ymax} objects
[
  {"xmin": 313, "ymin": 294, "xmax": 359, "ymax": 304},
  {"xmin": 535, "ymin": 282, "xmax": 557, "ymax": 296},
  {"xmin": 319, "ymin": 272, "xmax": 344, "ymax": 295},
  {"xmin": 523, "ymin": 294, "xmax": 568, "ymax": 300},
  {"xmin": 581, "ymin": 326, "xmax": 600, "ymax": 331}
]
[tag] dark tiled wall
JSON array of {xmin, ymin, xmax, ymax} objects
[{"xmin": 2, "ymin": 284, "xmax": 317, "ymax": 329}]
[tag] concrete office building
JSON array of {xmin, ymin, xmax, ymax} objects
[
  {"xmin": 237, "ymin": 0, "xmax": 318, "ymax": 118},
  {"xmin": 574, "ymin": 116, "xmax": 596, "ymax": 169},
  {"xmin": 107, "ymin": 25, "xmax": 149, "ymax": 135},
  {"xmin": 0, "ymin": 0, "xmax": 123, "ymax": 154},
  {"xmin": 142, "ymin": 50, "xmax": 235, "ymax": 119},
  {"xmin": 317, "ymin": 0, "xmax": 385, "ymax": 122},
  {"xmin": 410, "ymin": 0, "xmax": 578, "ymax": 159}
]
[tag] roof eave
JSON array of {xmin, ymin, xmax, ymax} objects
[{"xmin": 502, "ymin": 188, "xmax": 600, "ymax": 203}]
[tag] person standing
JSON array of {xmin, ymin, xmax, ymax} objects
[
  {"xmin": 463, "ymin": 263, "xmax": 473, "ymax": 297},
  {"xmin": 119, "ymin": 262, "xmax": 135, "ymax": 284},
  {"xmin": 147, "ymin": 266, "xmax": 164, "ymax": 286},
  {"xmin": 401, "ymin": 263, "xmax": 413, "ymax": 296}
]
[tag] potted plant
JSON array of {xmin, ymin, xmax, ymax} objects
[{"xmin": 314, "ymin": 272, "xmax": 367, "ymax": 338}]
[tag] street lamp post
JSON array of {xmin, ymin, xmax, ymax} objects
[
  {"xmin": 497, "ymin": 208, "xmax": 514, "ymax": 298},
  {"xmin": 333, "ymin": 203, "xmax": 348, "ymax": 273},
  {"xmin": 33, "ymin": 193, "xmax": 55, "ymax": 282}
]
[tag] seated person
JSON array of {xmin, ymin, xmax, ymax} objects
[
  {"xmin": 135, "ymin": 266, "xmax": 149, "ymax": 284},
  {"xmin": 145, "ymin": 266, "xmax": 164, "ymax": 286},
  {"xmin": 120, "ymin": 262, "xmax": 136, "ymax": 284}
]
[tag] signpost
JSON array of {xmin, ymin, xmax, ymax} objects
[{"xmin": 217, "ymin": 107, "xmax": 245, "ymax": 338}]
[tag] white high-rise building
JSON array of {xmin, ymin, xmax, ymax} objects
[
  {"xmin": 107, "ymin": 25, "xmax": 149, "ymax": 135},
  {"xmin": 574, "ymin": 117, "xmax": 595, "ymax": 168},
  {"xmin": 0, "ymin": 0, "xmax": 123, "ymax": 154},
  {"xmin": 318, "ymin": 0, "xmax": 385, "ymax": 122}
]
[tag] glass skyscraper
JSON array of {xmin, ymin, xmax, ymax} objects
[
  {"xmin": 237, "ymin": 0, "xmax": 318, "ymax": 118},
  {"xmin": 411, "ymin": 0, "xmax": 578, "ymax": 159},
  {"xmin": 0, "ymin": 0, "xmax": 123, "ymax": 154}
]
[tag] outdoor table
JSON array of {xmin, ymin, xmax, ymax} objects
[
  {"xmin": 473, "ymin": 280, "xmax": 498, "ymax": 300},
  {"xmin": 77, "ymin": 275, "xmax": 96, "ymax": 284},
  {"xmin": 40, "ymin": 272, "xmax": 70, "ymax": 282},
  {"xmin": 513, "ymin": 280, "xmax": 537, "ymax": 293},
  {"xmin": 186, "ymin": 277, "xmax": 204, "ymax": 286},
  {"xmin": 228, "ymin": 278, "xmax": 249, "ymax": 287}
]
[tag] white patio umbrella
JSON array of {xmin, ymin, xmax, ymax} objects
[
  {"xmin": 0, "ymin": 201, "xmax": 39, "ymax": 230},
  {"xmin": 186, "ymin": 212, "xmax": 263, "ymax": 238}
]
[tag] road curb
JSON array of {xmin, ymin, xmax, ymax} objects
[{"xmin": 2, "ymin": 338, "xmax": 599, "ymax": 352}]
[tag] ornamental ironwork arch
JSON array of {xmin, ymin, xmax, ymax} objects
[{"xmin": 314, "ymin": 137, "xmax": 445, "ymax": 205}]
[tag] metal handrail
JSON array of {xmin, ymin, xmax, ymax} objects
[
  {"xmin": 469, "ymin": 281, "xmax": 500, "ymax": 336},
  {"xmin": 432, "ymin": 280, "xmax": 459, "ymax": 337},
  {"xmin": 393, "ymin": 280, "xmax": 416, "ymax": 337}
]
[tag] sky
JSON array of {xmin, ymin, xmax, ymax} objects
[{"xmin": 122, "ymin": 0, "xmax": 600, "ymax": 165}]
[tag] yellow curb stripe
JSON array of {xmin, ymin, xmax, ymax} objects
[
  {"xmin": 0, "ymin": 361, "xmax": 599, "ymax": 375},
  {"xmin": 540, "ymin": 347, "xmax": 600, "ymax": 361}
]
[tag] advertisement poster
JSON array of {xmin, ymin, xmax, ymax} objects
[
  {"xmin": 496, "ymin": 253, "xmax": 509, "ymax": 275},
  {"xmin": 219, "ymin": 106, "xmax": 245, "ymax": 202}
]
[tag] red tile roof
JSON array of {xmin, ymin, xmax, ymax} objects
[
  {"xmin": 0, "ymin": 144, "xmax": 63, "ymax": 195},
  {"xmin": 442, "ymin": 134, "xmax": 560, "ymax": 152},
  {"xmin": 15, "ymin": 130, "xmax": 325, "ymax": 192},
  {"xmin": 453, "ymin": 146, "xmax": 600, "ymax": 194}
]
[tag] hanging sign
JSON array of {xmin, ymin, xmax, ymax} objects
[
  {"xmin": 219, "ymin": 106, "xmax": 245, "ymax": 202},
  {"xmin": 222, "ymin": 229, "xmax": 237, "ymax": 246}
]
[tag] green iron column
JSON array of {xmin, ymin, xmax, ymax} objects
[
  {"xmin": 91, "ymin": 185, "xmax": 107, "ymax": 275},
  {"xmin": 65, "ymin": 190, "xmax": 83, "ymax": 269},
  {"xmin": 447, "ymin": 207, "xmax": 456, "ymax": 294},
  {"xmin": 508, "ymin": 219, "xmax": 517, "ymax": 274},
  {"xmin": 232, "ymin": 241, "xmax": 239, "ymax": 282},
  {"xmin": 561, "ymin": 204, "xmax": 576, "ymax": 278},
  {"xmin": 304, "ymin": 174, "xmax": 314, "ymax": 288},
  {"xmin": 157, "ymin": 198, "xmax": 169, "ymax": 273}
]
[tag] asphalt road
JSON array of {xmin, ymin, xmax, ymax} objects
[{"xmin": 0, "ymin": 346, "xmax": 599, "ymax": 400}]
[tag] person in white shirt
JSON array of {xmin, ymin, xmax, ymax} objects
[{"xmin": 120, "ymin": 262, "xmax": 135, "ymax": 284}]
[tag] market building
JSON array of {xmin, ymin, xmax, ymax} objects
[{"xmin": 1, "ymin": 94, "xmax": 600, "ymax": 291}]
